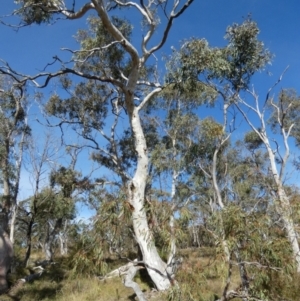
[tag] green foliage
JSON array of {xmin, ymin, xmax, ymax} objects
[
  {"xmin": 185, "ymin": 117, "xmax": 229, "ymax": 179},
  {"xmin": 221, "ymin": 205, "xmax": 297, "ymax": 299},
  {"xmin": 0, "ymin": 77, "xmax": 30, "ymax": 143},
  {"xmin": 50, "ymin": 167, "xmax": 81, "ymax": 199},
  {"xmin": 14, "ymin": 0, "xmax": 60, "ymax": 24},
  {"xmin": 167, "ymin": 19, "xmax": 272, "ymax": 103},
  {"xmin": 0, "ymin": 76, "xmax": 30, "ymax": 216},
  {"xmin": 244, "ymin": 130, "xmax": 263, "ymax": 150},
  {"xmin": 4, "ymin": 4, "xmax": 300, "ymax": 299},
  {"xmin": 35, "ymin": 187, "xmax": 75, "ymax": 220},
  {"xmin": 46, "ymin": 80, "xmax": 108, "ymax": 132},
  {"xmin": 69, "ymin": 225, "xmax": 108, "ymax": 277},
  {"xmin": 200, "ymin": 118, "xmax": 224, "ymax": 141},
  {"xmin": 75, "ymin": 16, "xmax": 133, "ymax": 80},
  {"xmin": 223, "ymin": 19, "xmax": 272, "ymax": 90},
  {"xmin": 165, "ymin": 39, "xmax": 218, "ymax": 104}
]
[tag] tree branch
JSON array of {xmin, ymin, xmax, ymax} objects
[{"xmin": 148, "ymin": 0, "xmax": 194, "ymax": 55}]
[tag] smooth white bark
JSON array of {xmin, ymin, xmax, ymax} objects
[
  {"xmin": 237, "ymin": 91, "xmax": 300, "ymax": 272},
  {"xmin": 265, "ymin": 145, "xmax": 300, "ymax": 272},
  {"xmin": 129, "ymin": 107, "xmax": 170, "ymax": 290}
]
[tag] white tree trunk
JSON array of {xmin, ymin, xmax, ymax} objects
[
  {"xmin": 128, "ymin": 107, "xmax": 170, "ymax": 290},
  {"xmin": 9, "ymin": 204, "xmax": 17, "ymax": 244},
  {"xmin": 43, "ymin": 241, "xmax": 53, "ymax": 261},
  {"xmin": 265, "ymin": 145, "xmax": 300, "ymax": 272},
  {"xmin": 58, "ymin": 220, "xmax": 69, "ymax": 256},
  {"xmin": 236, "ymin": 98, "xmax": 300, "ymax": 272},
  {"xmin": 167, "ymin": 157, "xmax": 178, "ymax": 277},
  {"xmin": 212, "ymin": 148, "xmax": 230, "ymax": 262},
  {"xmin": 58, "ymin": 234, "xmax": 68, "ymax": 256}
]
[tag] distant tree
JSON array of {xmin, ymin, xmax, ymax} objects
[
  {"xmin": 235, "ymin": 87, "xmax": 300, "ymax": 272},
  {"xmin": 171, "ymin": 18, "xmax": 300, "ymax": 273},
  {"xmin": 17, "ymin": 134, "xmax": 60, "ymax": 266},
  {"xmin": 0, "ymin": 76, "xmax": 30, "ymax": 242}
]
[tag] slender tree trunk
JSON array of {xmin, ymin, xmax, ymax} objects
[
  {"xmin": 123, "ymin": 264, "xmax": 147, "ymax": 301},
  {"xmin": 192, "ymin": 223, "xmax": 200, "ymax": 247},
  {"xmin": 58, "ymin": 221, "xmax": 69, "ymax": 256},
  {"xmin": 0, "ymin": 227, "xmax": 13, "ymax": 294},
  {"xmin": 212, "ymin": 148, "xmax": 230, "ymax": 262},
  {"xmin": 236, "ymin": 91, "xmax": 300, "ymax": 272},
  {"xmin": 167, "ymin": 164, "xmax": 179, "ymax": 278},
  {"xmin": 24, "ymin": 219, "xmax": 34, "ymax": 267},
  {"xmin": 234, "ymin": 246, "xmax": 249, "ymax": 300},
  {"xmin": 43, "ymin": 218, "xmax": 63, "ymax": 261},
  {"xmin": 10, "ymin": 128, "xmax": 26, "ymax": 244},
  {"xmin": 58, "ymin": 234, "xmax": 68, "ymax": 256},
  {"xmin": 266, "ymin": 146, "xmax": 300, "ymax": 272},
  {"xmin": 9, "ymin": 205, "xmax": 17, "ymax": 245},
  {"xmin": 1, "ymin": 140, "xmax": 11, "ymax": 234},
  {"xmin": 43, "ymin": 224, "xmax": 54, "ymax": 261}
]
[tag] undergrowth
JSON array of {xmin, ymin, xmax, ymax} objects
[{"xmin": 2, "ymin": 247, "xmax": 300, "ymax": 301}]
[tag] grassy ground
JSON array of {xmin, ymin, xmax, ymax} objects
[{"xmin": 1, "ymin": 248, "xmax": 243, "ymax": 301}]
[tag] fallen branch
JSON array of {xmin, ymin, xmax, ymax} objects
[
  {"xmin": 99, "ymin": 260, "xmax": 147, "ymax": 301},
  {"xmin": 7, "ymin": 260, "xmax": 55, "ymax": 297},
  {"xmin": 123, "ymin": 264, "xmax": 147, "ymax": 301}
]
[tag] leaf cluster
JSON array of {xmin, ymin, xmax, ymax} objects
[
  {"xmin": 46, "ymin": 79, "xmax": 109, "ymax": 133},
  {"xmin": 75, "ymin": 16, "xmax": 133, "ymax": 80},
  {"xmin": 14, "ymin": 0, "xmax": 60, "ymax": 25},
  {"xmin": 244, "ymin": 130, "xmax": 263, "ymax": 150},
  {"xmin": 223, "ymin": 19, "xmax": 272, "ymax": 90},
  {"xmin": 167, "ymin": 19, "xmax": 272, "ymax": 102}
]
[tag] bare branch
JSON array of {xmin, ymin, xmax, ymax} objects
[
  {"xmin": 57, "ymin": 2, "xmax": 95, "ymax": 20},
  {"xmin": 137, "ymin": 87, "xmax": 162, "ymax": 111},
  {"xmin": 264, "ymin": 66, "xmax": 289, "ymax": 107},
  {"xmin": 148, "ymin": 0, "xmax": 194, "ymax": 54},
  {"xmin": 136, "ymin": 80, "xmax": 162, "ymax": 88},
  {"xmin": 61, "ymin": 40, "xmax": 123, "ymax": 64},
  {"xmin": 0, "ymin": 61, "xmax": 123, "ymax": 89},
  {"xmin": 112, "ymin": 0, "xmax": 151, "ymax": 23}
]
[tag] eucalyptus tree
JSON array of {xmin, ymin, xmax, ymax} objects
[
  {"xmin": 1, "ymin": 0, "xmax": 195, "ymax": 291},
  {"xmin": 218, "ymin": 21, "xmax": 300, "ymax": 273},
  {"xmin": 17, "ymin": 134, "xmax": 62, "ymax": 266},
  {"xmin": 149, "ymin": 95, "xmax": 203, "ymax": 266},
  {"xmin": 0, "ymin": 77, "xmax": 30, "ymax": 242},
  {"xmin": 235, "ymin": 87, "xmax": 300, "ymax": 273},
  {"xmin": 169, "ymin": 18, "xmax": 300, "ymax": 273},
  {"xmin": 0, "ymin": 76, "xmax": 30, "ymax": 293}
]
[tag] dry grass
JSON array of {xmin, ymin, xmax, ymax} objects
[
  {"xmin": 2, "ymin": 248, "xmax": 241, "ymax": 301},
  {"xmin": 173, "ymin": 248, "xmax": 241, "ymax": 300}
]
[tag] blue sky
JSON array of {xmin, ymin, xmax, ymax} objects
[
  {"xmin": 1, "ymin": 1, "xmax": 300, "ymax": 84},
  {"xmin": 1, "ymin": 0, "xmax": 300, "ymax": 205}
]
